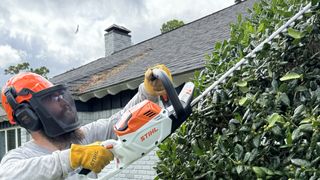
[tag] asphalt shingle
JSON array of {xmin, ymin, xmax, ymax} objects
[{"xmin": 51, "ymin": 0, "xmax": 256, "ymax": 96}]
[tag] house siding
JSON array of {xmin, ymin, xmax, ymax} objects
[{"xmin": 101, "ymin": 148, "xmax": 159, "ymax": 180}]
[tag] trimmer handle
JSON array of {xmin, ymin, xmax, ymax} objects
[
  {"xmin": 79, "ymin": 168, "xmax": 91, "ymax": 175},
  {"xmin": 151, "ymin": 69, "xmax": 186, "ymax": 119},
  {"xmin": 78, "ymin": 140, "xmax": 119, "ymax": 176}
]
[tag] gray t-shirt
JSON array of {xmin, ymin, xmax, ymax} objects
[{"xmin": 0, "ymin": 84, "xmax": 158, "ymax": 180}]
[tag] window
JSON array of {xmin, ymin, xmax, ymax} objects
[
  {"xmin": 0, "ymin": 131, "xmax": 5, "ymax": 160},
  {"xmin": 0, "ymin": 127, "xmax": 22, "ymax": 160}
]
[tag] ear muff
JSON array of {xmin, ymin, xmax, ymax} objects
[
  {"xmin": 4, "ymin": 87, "xmax": 41, "ymax": 131},
  {"xmin": 14, "ymin": 103, "xmax": 41, "ymax": 131}
]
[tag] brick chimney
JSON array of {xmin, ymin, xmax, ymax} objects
[{"xmin": 104, "ymin": 24, "xmax": 132, "ymax": 57}]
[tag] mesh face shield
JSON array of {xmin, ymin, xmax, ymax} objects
[{"xmin": 29, "ymin": 85, "xmax": 80, "ymax": 137}]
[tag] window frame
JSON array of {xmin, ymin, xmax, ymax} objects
[{"xmin": 0, "ymin": 126, "xmax": 22, "ymax": 154}]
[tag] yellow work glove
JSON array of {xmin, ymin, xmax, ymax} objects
[
  {"xmin": 70, "ymin": 142, "xmax": 114, "ymax": 173},
  {"xmin": 144, "ymin": 64, "xmax": 173, "ymax": 96}
]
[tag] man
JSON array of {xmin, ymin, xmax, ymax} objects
[{"xmin": 0, "ymin": 64, "xmax": 172, "ymax": 179}]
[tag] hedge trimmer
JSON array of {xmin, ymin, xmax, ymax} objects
[
  {"xmin": 79, "ymin": 69, "xmax": 195, "ymax": 179},
  {"xmin": 79, "ymin": 2, "xmax": 312, "ymax": 180}
]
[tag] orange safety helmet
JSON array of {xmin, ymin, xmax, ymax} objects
[{"xmin": 1, "ymin": 72, "xmax": 53, "ymax": 124}]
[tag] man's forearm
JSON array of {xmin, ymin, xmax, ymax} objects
[{"xmin": 0, "ymin": 149, "xmax": 72, "ymax": 180}]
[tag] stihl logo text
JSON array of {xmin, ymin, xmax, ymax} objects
[{"xmin": 141, "ymin": 128, "xmax": 158, "ymax": 142}]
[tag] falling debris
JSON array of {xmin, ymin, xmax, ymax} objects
[{"xmin": 75, "ymin": 24, "xmax": 79, "ymax": 34}]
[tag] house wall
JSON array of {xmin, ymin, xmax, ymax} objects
[
  {"xmin": 20, "ymin": 128, "xmax": 31, "ymax": 145},
  {"xmin": 101, "ymin": 148, "xmax": 159, "ymax": 180},
  {"xmin": 77, "ymin": 109, "xmax": 122, "ymax": 125}
]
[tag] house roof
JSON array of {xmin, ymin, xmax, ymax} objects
[{"xmin": 51, "ymin": 0, "xmax": 256, "ymax": 102}]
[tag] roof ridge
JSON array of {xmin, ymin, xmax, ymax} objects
[{"xmin": 121, "ymin": 1, "xmax": 247, "ymax": 49}]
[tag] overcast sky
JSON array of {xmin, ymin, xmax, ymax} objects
[{"xmin": 0, "ymin": 0, "xmax": 235, "ymax": 86}]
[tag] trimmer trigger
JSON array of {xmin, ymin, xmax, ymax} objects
[{"xmin": 105, "ymin": 144, "xmax": 114, "ymax": 149}]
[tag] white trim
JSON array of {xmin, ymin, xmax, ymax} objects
[
  {"xmin": 76, "ymin": 71, "xmax": 196, "ymax": 102},
  {"xmin": 4, "ymin": 130, "xmax": 7, "ymax": 153},
  {"xmin": 0, "ymin": 126, "xmax": 21, "ymax": 132},
  {"xmin": 15, "ymin": 128, "xmax": 18, "ymax": 148}
]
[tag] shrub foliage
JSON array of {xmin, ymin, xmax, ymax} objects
[{"xmin": 156, "ymin": 0, "xmax": 320, "ymax": 179}]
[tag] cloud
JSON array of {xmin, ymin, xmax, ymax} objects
[{"xmin": 0, "ymin": 45, "xmax": 25, "ymax": 68}]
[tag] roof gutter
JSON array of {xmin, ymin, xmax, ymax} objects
[{"xmin": 74, "ymin": 70, "xmax": 199, "ymax": 102}]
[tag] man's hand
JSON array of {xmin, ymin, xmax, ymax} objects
[
  {"xmin": 70, "ymin": 142, "xmax": 114, "ymax": 173},
  {"xmin": 144, "ymin": 64, "xmax": 173, "ymax": 96}
]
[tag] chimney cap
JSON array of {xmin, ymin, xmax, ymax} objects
[{"xmin": 105, "ymin": 24, "xmax": 131, "ymax": 34}]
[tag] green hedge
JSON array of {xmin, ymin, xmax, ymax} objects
[{"xmin": 155, "ymin": 0, "xmax": 320, "ymax": 179}]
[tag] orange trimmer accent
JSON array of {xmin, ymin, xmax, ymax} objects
[{"xmin": 114, "ymin": 100, "xmax": 162, "ymax": 136}]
